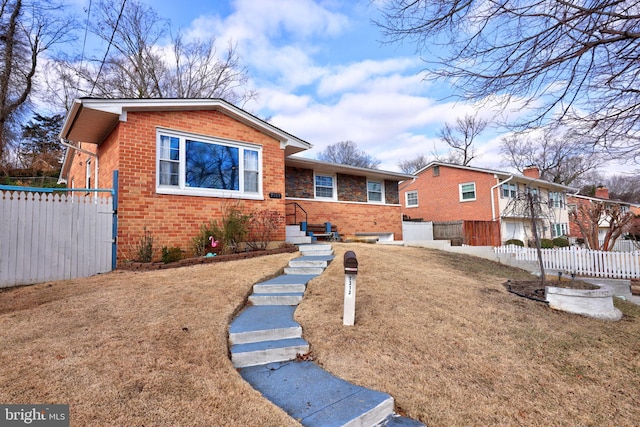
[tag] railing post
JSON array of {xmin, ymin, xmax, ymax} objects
[{"xmin": 343, "ymin": 251, "xmax": 358, "ymax": 326}]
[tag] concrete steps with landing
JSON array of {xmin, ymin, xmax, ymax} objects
[
  {"xmin": 286, "ymin": 224, "xmax": 312, "ymax": 245},
  {"xmin": 248, "ymin": 292, "xmax": 305, "ymax": 306},
  {"xmin": 229, "ymin": 306, "xmax": 302, "ymax": 345},
  {"xmin": 229, "ymin": 244, "xmax": 423, "ymax": 425}
]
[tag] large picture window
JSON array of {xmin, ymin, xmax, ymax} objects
[{"xmin": 157, "ymin": 130, "xmax": 262, "ymax": 198}]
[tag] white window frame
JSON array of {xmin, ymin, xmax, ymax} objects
[
  {"xmin": 501, "ymin": 182, "xmax": 517, "ymax": 198},
  {"xmin": 459, "ymin": 182, "xmax": 476, "ymax": 202},
  {"xmin": 405, "ymin": 190, "xmax": 418, "ymax": 207},
  {"xmin": 367, "ymin": 179, "xmax": 384, "ymax": 203},
  {"xmin": 552, "ymin": 223, "xmax": 568, "ymax": 238},
  {"xmin": 156, "ymin": 128, "xmax": 263, "ymax": 199},
  {"xmin": 314, "ymin": 173, "xmax": 336, "ymax": 200}
]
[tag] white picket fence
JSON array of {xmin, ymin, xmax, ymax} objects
[
  {"xmin": 0, "ymin": 190, "xmax": 114, "ymax": 288},
  {"xmin": 495, "ymin": 245, "xmax": 640, "ymax": 279}
]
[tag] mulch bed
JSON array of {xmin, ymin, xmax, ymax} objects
[
  {"xmin": 118, "ymin": 246, "xmax": 298, "ymax": 271},
  {"xmin": 504, "ymin": 279, "xmax": 599, "ymax": 303}
]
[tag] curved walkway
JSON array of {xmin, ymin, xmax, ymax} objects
[{"xmin": 228, "ymin": 244, "xmax": 423, "ymax": 427}]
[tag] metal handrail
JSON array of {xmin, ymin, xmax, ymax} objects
[{"xmin": 286, "ymin": 202, "xmax": 308, "ymax": 226}]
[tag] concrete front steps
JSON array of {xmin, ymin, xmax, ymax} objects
[
  {"xmin": 228, "ymin": 244, "xmax": 424, "ymax": 426},
  {"xmin": 286, "ymin": 224, "xmax": 312, "ymax": 245},
  {"xmin": 230, "ymin": 246, "xmax": 334, "ymax": 367}
]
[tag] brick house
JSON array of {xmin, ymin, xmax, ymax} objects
[
  {"xmin": 566, "ymin": 187, "xmax": 639, "ymax": 247},
  {"xmin": 399, "ymin": 162, "xmax": 578, "ymax": 245},
  {"xmin": 285, "ymin": 157, "xmax": 412, "ymax": 242},
  {"xmin": 58, "ymin": 98, "xmax": 410, "ymax": 263}
]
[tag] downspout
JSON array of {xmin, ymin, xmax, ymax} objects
[{"xmin": 491, "ymin": 175, "xmax": 514, "ymax": 221}]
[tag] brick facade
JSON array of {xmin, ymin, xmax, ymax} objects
[
  {"xmin": 400, "ymin": 164, "xmax": 497, "ymax": 221},
  {"xmin": 287, "ymin": 199, "xmax": 403, "ymax": 240},
  {"xmin": 337, "ymin": 174, "xmax": 367, "ymax": 202},
  {"xmin": 66, "ymin": 110, "xmax": 288, "ymax": 263},
  {"xmin": 285, "ymin": 167, "xmax": 313, "ymax": 198}
]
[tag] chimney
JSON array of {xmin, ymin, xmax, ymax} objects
[
  {"xmin": 523, "ymin": 166, "xmax": 540, "ymax": 179},
  {"xmin": 595, "ymin": 186, "xmax": 609, "ymax": 199}
]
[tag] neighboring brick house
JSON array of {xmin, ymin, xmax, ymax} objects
[
  {"xmin": 399, "ymin": 162, "xmax": 578, "ymax": 245},
  {"xmin": 567, "ymin": 187, "xmax": 638, "ymax": 244},
  {"xmin": 58, "ymin": 98, "xmax": 409, "ymax": 263}
]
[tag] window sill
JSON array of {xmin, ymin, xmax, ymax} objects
[{"xmin": 156, "ymin": 186, "xmax": 264, "ymax": 200}]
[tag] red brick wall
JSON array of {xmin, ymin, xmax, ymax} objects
[
  {"xmin": 67, "ymin": 109, "xmax": 288, "ymax": 263},
  {"xmin": 400, "ymin": 165, "xmax": 498, "ymax": 221},
  {"xmin": 287, "ymin": 199, "xmax": 403, "ymax": 240}
]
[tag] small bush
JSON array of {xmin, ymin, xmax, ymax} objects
[
  {"xmin": 552, "ymin": 237, "xmax": 570, "ymax": 247},
  {"xmin": 191, "ymin": 202, "xmax": 251, "ymax": 256},
  {"xmin": 540, "ymin": 238, "xmax": 554, "ymax": 249},
  {"xmin": 135, "ymin": 227, "xmax": 154, "ymax": 262},
  {"xmin": 504, "ymin": 239, "xmax": 524, "ymax": 247},
  {"xmin": 161, "ymin": 246, "xmax": 183, "ymax": 264},
  {"xmin": 247, "ymin": 209, "xmax": 284, "ymax": 251}
]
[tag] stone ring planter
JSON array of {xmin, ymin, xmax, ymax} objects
[{"xmin": 545, "ymin": 284, "xmax": 622, "ymax": 321}]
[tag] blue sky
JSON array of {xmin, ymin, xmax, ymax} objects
[{"xmin": 64, "ymin": 0, "xmax": 571, "ymax": 173}]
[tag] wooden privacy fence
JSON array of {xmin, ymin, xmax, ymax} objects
[
  {"xmin": 0, "ymin": 186, "xmax": 116, "ymax": 288},
  {"xmin": 433, "ymin": 220, "xmax": 501, "ymax": 246},
  {"xmin": 495, "ymin": 245, "xmax": 640, "ymax": 279}
]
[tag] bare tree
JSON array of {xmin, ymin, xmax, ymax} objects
[
  {"xmin": 0, "ymin": 0, "xmax": 75, "ymax": 168},
  {"xmin": 501, "ymin": 126, "xmax": 603, "ymax": 186},
  {"xmin": 435, "ymin": 113, "xmax": 487, "ymax": 166},
  {"xmin": 376, "ymin": 1, "xmax": 640, "ymax": 162},
  {"xmin": 317, "ymin": 140, "xmax": 380, "ymax": 169},
  {"xmin": 569, "ymin": 201, "xmax": 635, "ymax": 251},
  {"xmin": 397, "ymin": 153, "xmax": 430, "ymax": 174},
  {"xmin": 502, "ymin": 188, "xmax": 557, "ymax": 284},
  {"xmin": 64, "ymin": 0, "xmax": 256, "ymax": 105},
  {"xmin": 600, "ymin": 174, "xmax": 640, "ymax": 204}
]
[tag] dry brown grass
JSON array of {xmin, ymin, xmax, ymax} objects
[
  {"xmin": 2, "ymin": 244, "xmax": 639, "ymax": 426},
  {"xmin": 296, "ymin": 243, "xmax": 640, "ymax": 427},
  {"xmin": 0, "ymin": 252, "xmax": 300, "ymax": 427}
]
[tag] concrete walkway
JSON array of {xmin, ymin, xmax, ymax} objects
[{"xmin": 229, "ymin": 244, "xmax": 424, "ymax": 427}]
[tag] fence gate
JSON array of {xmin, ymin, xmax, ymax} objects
[{"xmin": 0, "ymin": 177, "xmax": 117, "ymax": 288}]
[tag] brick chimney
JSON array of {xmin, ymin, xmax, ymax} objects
[
  {"xmin": 523, "ymin": 166, "xmax": 540, "ymax": 179},
  {"xmin": 595, "ymin": 186, "xmax": 609, "ymax": 199}
]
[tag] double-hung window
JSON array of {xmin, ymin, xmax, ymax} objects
[
  {"xmin": 548, "ymin": 191, "xmax": 564, "ymax": 208},
  {"xmin": 502, "ymin": 182, "xmax": 517, "ymax": 198},
  {"xmin": 368, "ymin": 180, "xmax": 383, "ymax": 203},
  {"xmin": 315, "ymin": 174, "xmax": 335, "ymax": 199},
  {"xmin": 157, "ymin": 130, "xmax": 262, "ymax": 199},
  {"xmin": 406, "ymin": 190, "xmax": 418, "ymax": 207},
  {"xmin": 552, "ymin": 223, "xmax": 568, "ymax": 238},
  {"xmin": 459, "ymin": 182, "xmax": 476, "ymax": 201}
]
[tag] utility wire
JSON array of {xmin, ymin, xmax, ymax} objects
[{"xmin": 90, "ymin": 0, "xmax": 127, "ymax": 96}]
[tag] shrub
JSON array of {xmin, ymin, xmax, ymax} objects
[
  {"xmin": 135, "ymin": 227, "xmax": 154, "ymax": 262},
  {"xmin": 161, "ymin": 246, "xmax": 183, "ymax": 264},
  {"xmin": 191, "ymin": 202, "xmax": 251, "ymax": 256},
  {"xmin": 552, "ymin": 237, "xmax": 570, "ymax": 247},
  {"xmin": 247, "ymin": 209, "xmax": 284, "ymax": 251},
  {"xmin": 540, "ymin": 238, "xmax": 554, "ymax": 249},
  {"xmin": 504, "ymin": 239, "xmax": 524, "ymax": 247}
]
